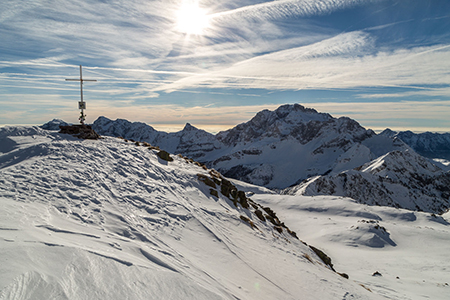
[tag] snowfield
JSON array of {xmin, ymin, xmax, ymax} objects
[
  {"xmin": 255, "ymin": 195, "xmax": 450, "ymax": 300},
  {"xmin": 0, "ymin": 126, "xmax": 386, "ymax": 300}
]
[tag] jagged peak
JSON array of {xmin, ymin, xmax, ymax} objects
[
  {"xmin": 182, "ymin": 122, "xmax": 198, "ymax": 131},
  {"xmin": 275, "ymin": 103, "xmax": 321, "ymax": 117},
  {"xmin": 379, "ymin": 128, "xmax": 397, "ymax": 137},
  {"xmin": 251, "ymin": 104, "xmax": 332, "ymax": 126}
]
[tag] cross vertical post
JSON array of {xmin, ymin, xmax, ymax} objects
[{"xmin": 65, "ymin": 65, "xmax": 97, "ymax": 125}]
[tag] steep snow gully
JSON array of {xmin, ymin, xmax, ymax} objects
[{"xmin": 0, "ymin": 126, "xmax": 379, "ymax": 300}]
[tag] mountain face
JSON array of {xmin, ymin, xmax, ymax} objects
[
  {"xmin": 216, "ymin": 104, "xmax": 333, "ymax": 145},
  {"xmin": 90, "ymin": 104, "xmax": 408, "ymax": 189},
  {"xmin": 0, "ymin": 126, "xmax": 377, "ymax": 300},
  {"xmin": 380, "ymin": 129, "xmax": 450, "ymax": 160},
  {"xmin": 211, "ymin": 105, "xmax": 407, "ymax": 188},
  {"xmin": 92, "ymin": 116, "xmax": 221, "ymax": 160},
  {"xmin": 41, "ymin": 118, "xmax": 69, "ymax": 130},
  {"xmin": 285, "ymin": 149, "xmax": 450, "ymax": 214}
]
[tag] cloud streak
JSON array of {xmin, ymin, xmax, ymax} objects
[
  {"xmin": 210, "ymin": 0, "xmax": 381, "ymax": 22},
  {"xmin": 153, "ymin": 31, "xmax": 450, "ymax": 94},
  {"xmin": 1, "ymin": 0, "xmax": 449, "ymax": 131}
]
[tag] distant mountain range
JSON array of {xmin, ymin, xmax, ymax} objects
[
  {"xmin": 380, "ymin": 129, "xmax": 450, "ymax": 160},
  {"xmin": 42, "ymin": 104, "xmax": 450, "ymax": 214},
  {"xmin": 88, "ymin": 104, "xmax": 411, "ymax": 189}
]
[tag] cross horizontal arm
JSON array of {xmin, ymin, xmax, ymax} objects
[{"xmin": 65, "ymin": 79, "xmax": 97, "ymax": 82}]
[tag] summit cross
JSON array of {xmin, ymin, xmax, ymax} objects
[{"xmin": 65, "ymin": 65, "xmax": 97, "ymax": 125}]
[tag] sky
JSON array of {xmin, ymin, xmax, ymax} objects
[{"xmin": 1, "ymin": 0, "xmax": 450, "ymax": 133}]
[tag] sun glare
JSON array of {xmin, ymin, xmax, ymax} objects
[{"xmin": 175, "ymin": 1, "xmax": 210, "ymax": 35}]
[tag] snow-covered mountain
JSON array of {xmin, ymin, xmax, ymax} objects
[
  {"xmin": 2, "ymin": 126, "xmax": 450, "ymax": 300},
  {"xmin": 41, "ymin": 118, "xmax": 69, "ymax": 130},
  {"xmin": 380, "ymin": 129, "xmax": 450, "ymax": 160},
  {"xmin": 91, "ymin": 104, "xmax": 409, "ymax": 189},
  {"xmin": 92, "ymin": 116, "xmax": 221, "ymax": 160},
  {"xmin": 285, "ymin": 149, "xmax": 450, "ymax": 214},
  {"xmin": 0, "ymin": 126, "xmax": 375, "ymax": 300}
]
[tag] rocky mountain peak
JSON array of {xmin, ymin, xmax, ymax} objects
[
  {"xmin": 217, "ymin": 104, "xmax": 334, "ymax": 145},
  {"xmin": 379, "ymin": 128, "xmax": 396, "ymax": 137},
  {"xmin": 182, "ymin": 123, "xmax": 197, "ymax": 131},
  {"xmin": 252, "ymin": 104, "xmax": 332, "ymax": 127},
  {"xmin": 274, "ymin": 103, "xmax": 326, "ymax": 119}
]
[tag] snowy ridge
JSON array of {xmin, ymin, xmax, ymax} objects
[
  {"xmin": 92, "ymin": 116, "xmax": 221, "ymax": 160},
  {"xmin": 0, "ymin": 126, "xmax": 377, "ymax": 300},
  {"xmin": 286, "ymin": 149, "xmax": 450, "ymax": 214}
]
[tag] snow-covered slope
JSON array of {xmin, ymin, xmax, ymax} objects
[
  {"xmin": 380, "ymin": 129, "xmax": 450, "ymax": 160},
  {"xmin": 0, "ymin": 126, "xmax": 378, "ymax": 300},
  {"xmin": 254, "ymin": 194, "xmax": 450, "ymax": 300},
  {"xmin": 91, "ymin": 104, "xmax": 409, "ymax": 189},
  {"xmin": 286, "ymin": 149, "xmax": 450, "ymax": 214}
]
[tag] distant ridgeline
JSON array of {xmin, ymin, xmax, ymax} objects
[
  {"xmin": 380, "ymin": 129, "xmax": 450, "ymax": 160},
  {"xmin": 41, "ymin": 104, "xmax": 450, "ymax": 214}
]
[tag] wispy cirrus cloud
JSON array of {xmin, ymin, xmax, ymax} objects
[
  {"xmin": 210, "ymin": 0, "xmax": 383, "ymax": 22},
  {"xmin": 152, "ymin": 31, "xmax": 450, "ymax": 93},
  {"xmin": 1, "ymin": 0, "xmax": 449, "ymax": 131}
]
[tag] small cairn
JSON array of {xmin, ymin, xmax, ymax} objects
[{"xmin": 59, "ymin": 125, "xmax": 101, "ymax": 140}]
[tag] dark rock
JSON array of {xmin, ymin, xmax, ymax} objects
[
  {"xmin": 59, "ymin": 125, "xmax": 100, "ymax": 140},
  {"xmin": 310, "ymin": 246, "xmax": 335, "ymax": 271},
  {"xmin": 254, "ymin": 209, "xmax": 266, "ymax": 222},
  {"xmin": 210, "ymin": 189, "xmax": 218, "ymax": 198},
  {"xmin": 157, "ymin": 150, "xmax": 173, "ymax": 162},
  {"xmin": 197, "ymin": 174, "xmax": 217, "ymax": 188}
]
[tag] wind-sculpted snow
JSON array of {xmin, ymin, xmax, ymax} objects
[
  {"xmin": 0, "ymin": 126, "xmax": 380, "ymax": 300},
  {"xmin": 287, "ymin": 149, "xmax": 450, "ymax": 214}
]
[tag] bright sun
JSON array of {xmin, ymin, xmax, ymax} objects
[{"xmin": 175, "ymin": 1, "xmax": 210, "ymax": 35}]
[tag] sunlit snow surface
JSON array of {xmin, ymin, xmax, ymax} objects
[
  {"xmin": 254, "ymin": 195, "xmax": 450, "ymax": 300},
  {"xmin": 0, "ymin": 126, "xmax": 448, "ymax": 299}
]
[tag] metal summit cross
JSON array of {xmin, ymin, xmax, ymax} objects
[{"xmin": 65, "ymin": 65, "xmax": 97, "ymax": 125}]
